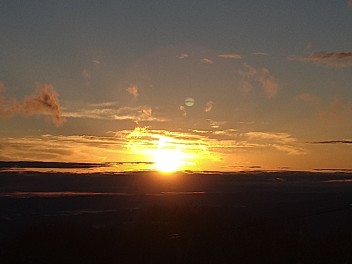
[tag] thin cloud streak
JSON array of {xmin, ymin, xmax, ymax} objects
[
  {"xmin": 306, "ymin": 140, "xmax": 352, "ymax": 144},
  {"xmin": 201, "ymin": 58, "xmax": 214, "ymax": 64},
  {"xmin": 218, "ymin": 54, "xmax": 241, "ymax": 59},
  {"xmin": 252, "ymin": 52, "xmax": 269, "ymax": 56},
  {"xmin": 63, "ymin": 103, "xmax": 166, "ymax": 123},
  {"xmin": 288, "ymin": 52, "xmax": 352, "ymax": 68}
]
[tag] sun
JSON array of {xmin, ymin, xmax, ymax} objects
[{"xmin": 153, "ymin": 148, "xmax": 183, "ymax": 173}]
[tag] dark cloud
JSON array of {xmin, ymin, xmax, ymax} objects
[
  {"xmin": 288, "ymin": 52, "xmax": 352, "ymax": 68},
  {"xmin": 307, "ymin": 140, "xmax": 352, "ymax": 144}
]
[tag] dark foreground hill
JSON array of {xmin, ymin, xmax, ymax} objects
[{"xmin": 0, "ymin": 170, "xmax": 352, "ymax": 263}]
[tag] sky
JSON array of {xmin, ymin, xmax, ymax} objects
[{"xmin": 0, "ymin": 0, "xmax": 352, "ymax": 172}]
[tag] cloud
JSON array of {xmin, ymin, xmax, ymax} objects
[
  {"xmin": 206, "ymin": 119, "xmax": 227, "ymax": 129},
  {"xmin": 245, "ymin": 131, "xmax": 305, "ymax": 155},
  {"xmin": 179, "ymin": 105, "xmax": 187, "ymax": 116},
  {"xmin": 63, "ymin": 102, "xmax": 165, "ymax": 123},
  {"xmin": 0, "ymin": 126, "xmax": 306, "ymax": 171},
  {"xmin": 204, "ymin": 101, "xmax": 214, "ymax": 112},
  {"xmin": 178, "ymin": 53, "xmax": 189, "ymax": 59},
  {"xmin": 307, "ymin": 140, "xmax": 352, "ymax": 144},
  {"xmin": 23, "ymin": 84, "xmax": 66, "ymax": 126},
  {"xmin": 127, "ymin": 85, "xmax": 139, "ymax": 98},
  {"xmin": 0, "ymin": 82, "xmax": 21, "ymax": 116},
  {"xmin": 0, "ymin": 83, "xmax": 65, "ymax": 126},
  {"xmin": 239, "ymin": 64, "xmax": 280, "ymax": 98},
  {"xmin": 201, "ymin": 58, "xmax": 214, "ymax": 64},
  {"xmin": 288, "ymin": 52, "xmax": 352, "ymax": 68},
  {"xmin": 0, "ymin": 134, "xmax": 130, "ymax": 163},
  {"xmin": 348, "ymin": 0, "xmax": 352, "ymax": 8},
  {"xmin": 82, "ymin": 68, "xmax": 91, "ymax": 84},
  {"xmin": 218, "ymin": 54, "xmax": 241, "ymax": 59},
  {"xmin": 252, "ymin": 52, "xmax": 269, "ymax": 56},
  {"xmin": 246, "ymin": 131, "xmax": 296, "ymax": 143},
  {"xmin": 295, "ymin": 92, "xmax": 320, "ymax": 105}
]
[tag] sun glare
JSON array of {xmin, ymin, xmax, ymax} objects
[{"xmin": 153, "ymin": 148, "xmax": 183, "ymax": 173}]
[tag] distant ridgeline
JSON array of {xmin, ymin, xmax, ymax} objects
[{"xmin": 0, "ymin": 161, "xmax": 105, "ymax": 169}]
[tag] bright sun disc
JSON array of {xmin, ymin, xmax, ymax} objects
[{"xmin": 153, "ymin": 149, "xmax": 183, "ymax": 173}]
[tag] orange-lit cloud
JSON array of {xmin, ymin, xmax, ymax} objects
[
  {"xmin": 63, "ymin": 103, "xmax": 165, "ymax": 123},
  {"xmin": 127, "ymin": 85, "xmax": 139, "ymax": 98},
  {"xmin": 218, "ymin": 53, "xmax": 241, "ymax": 59},
  {"xmin": 348, "ymin": 0, "xmax": 352, "ymax": 8},
  {"xmin": 239, "ymin": 64, "xmax": 280, "ymax": 98},
  {"xmin": 245, "ymin": 131, "xmax": 305, "ymax": 155},
  {"xmin": 23, "ymin": 84, "xmax": 66, "ymax": 126},
  {"xmin": 206, "ymin": 119, "xmax": 227, "ymax": 129},
  {"xmin": 295, "ymin": 92, "xmax": 320, "ymax": 105},
  {"xmin": 0, "ymin": 83, "xmax": 65, "ymax": 126},
  {"xmin": 204, "ymin": 101, "xmax": 214, "ymax": 112},
  {"xmin": 288, "ymin": 52, "xmax": 352, "ymax": 68},
  {"xmin": 201, "ymin": 58, "xmax": 214, "ymax": 64},
  {"xmin": 0, "ymin": 126, "xmax": 307, "ymax": 171}
]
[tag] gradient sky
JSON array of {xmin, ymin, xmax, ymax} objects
[{"xmin": 1, "ymin": 1, "xmax": 352, "ymax": 171}]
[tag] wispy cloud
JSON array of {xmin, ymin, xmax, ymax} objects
[
  {"xmin": 295, "ymin": 92, "xmax": 320, "ymax": 105},
  {"xmin": 179, "ymin": 105, "xmax": 187, "ymax": 116},
  {"xmin": 288, "ymin": 52, "xmax": 352, "ymax": 68},
  {"xmin": 201, "ymin": 58, "xmax": 214, "ymax": 64},
  {"xmin": 0, "ymin": 126, "xmax": 306, "ymax": 171},
  {"xmin": 64, "ymin": 103, "xmax": 165, "ymax": 124},
  {"xmin": 0, "ymin": 82, "xmax": 65, "ymax": 126},
  {"xmin": 218, "ymin": 53, "xmax": 241, "ymax": 59},
  {"xmin": 204, "ymin": 101, "xmax": 214, "ymax": 112},
  {"xmin": 82, "ymin": 68, "xmax": 91, "ymax": 85},
  {"xmin": 178, "ymin": 53, "xmax": 189, "ymax": 59},
  {"xmin": 206, "ymin": 119, "xmax": 227, "ymax": 129},
  {"xmin": 239, "ymin": 64, "xmax": 280, "ymax": 98},
  {"xmin": 252, "ymin": 52, "xmax": 269, "ymax": 56},
  {"xmin": 245, "ymin": 131, "xmax": 305, "ymax": 155},
  {"xmin": 126, "ymin": 85, "xmax": 139, "ymax": 98}
]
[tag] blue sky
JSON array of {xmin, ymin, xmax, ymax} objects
[{"xmin": 1, "ymin": 1, "xmax": 352, "ymax": 171}]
